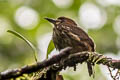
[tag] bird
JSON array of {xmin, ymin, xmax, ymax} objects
[{"xmin": 45, "ymin": 16, "xmax": 95, "ymax": 76}]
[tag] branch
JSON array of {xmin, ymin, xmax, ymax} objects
[
  {"xmin": 0, "ymin": 47, "xmax": 120, "ymax": 79},
  {"xmin": 0, "ymin": 47, "xmax": 72, "ymax": 79}
]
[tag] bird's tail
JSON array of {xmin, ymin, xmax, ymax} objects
[{"xmin": 87, "ymin": 62, "xmax": 94, "ymax": 77}]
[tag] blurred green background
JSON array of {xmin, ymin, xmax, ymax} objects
[{"xmin": 0, "ymin": 0, "xmax": 120, "ymax": 80}]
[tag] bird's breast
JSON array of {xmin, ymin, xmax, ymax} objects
[{"xmin": 53, "ymin": 28, "xmax": 71, "ymax": 50}]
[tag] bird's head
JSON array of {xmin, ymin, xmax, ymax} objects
[{"xmin": 45, "ymin": 17, "xmax": 77, "ymax": 27}]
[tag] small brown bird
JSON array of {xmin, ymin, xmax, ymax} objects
[{"xmin": 45, "ymin": 16, "xmax": 95, "ymax": 76}]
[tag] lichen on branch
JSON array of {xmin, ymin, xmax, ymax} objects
[{"xmin": 0, "ymin": 47, "xmax": 120, "ymax": 80}]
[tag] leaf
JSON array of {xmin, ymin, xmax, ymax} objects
[
  {"xmin": 7, "ymin": 30, "xmax": 37, "ymax": 62},
  {"xmin": 47, "ymin": 39, "xmax": 55, "ymax": 58}
]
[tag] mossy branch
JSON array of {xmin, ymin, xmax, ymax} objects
[{"xmin": 0, "ymin": 47, "xmax": 120, "ymax": 79}]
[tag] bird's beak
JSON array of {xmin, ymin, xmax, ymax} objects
[{"xmin": 44, "ymin": 18, "xmax": 56, "ymax": 24}]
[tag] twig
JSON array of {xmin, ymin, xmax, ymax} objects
[{"xmin": 107, "ymin": 66, "xmax": 116, "ymax": 80}]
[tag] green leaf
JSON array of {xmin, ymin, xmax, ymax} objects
[
  {"xmin": 47, "ymin": 39, "xmax": 55, "ymax": 58},
  {"xmin": 7, "ymin": 30, "xmax": 38, "ymax": 62}
]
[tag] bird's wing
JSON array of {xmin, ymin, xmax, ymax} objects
[{"xmin": 62, "ymin": 25, "xmax": 95, "ymax": 51}]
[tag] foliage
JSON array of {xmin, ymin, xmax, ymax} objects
[
  {"xmin": 47, "ymin": 39, "xmax": 55, "ymax": 58},
  {"xmin": 7, "ymin": 30, "xmax": 38, "ymax": 62}
]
